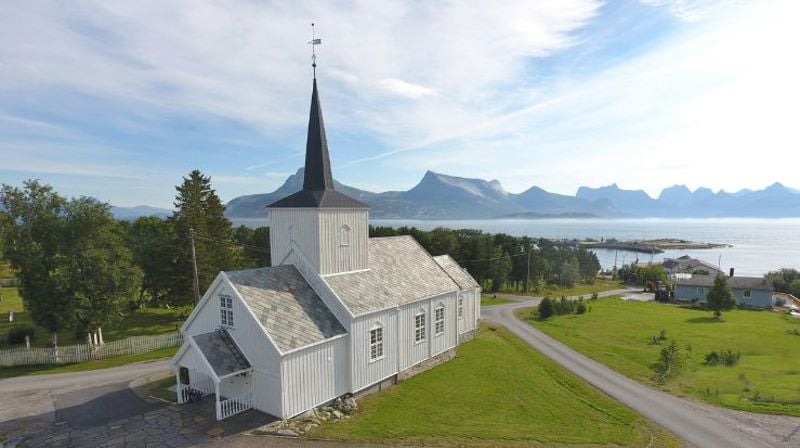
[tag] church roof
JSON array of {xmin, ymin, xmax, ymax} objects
[
  {"xmin": 269, "ymin": 79, "xmax": 368, "ymax": 209},
  {"xmin": 192, "ymin": 328, "xmax": 251, "ymax": 378},
  {"xmin": 225, "ymin": 265, "xmax": 347, "ymax": 352},
  {"xmin": 323, "ymin": 236, "xmax": 462, "ymax": 315},
  {"xmin": 433, "ymin": 255, "xmax": 480, "ymax": 290}
]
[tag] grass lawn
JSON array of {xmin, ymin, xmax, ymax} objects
[
  {"xmin": 310, "ymin": 324, "xmax": 679, "ymax": 447},
  {"xmin": 0, "ymin": 346, "xmax": 177, "ymax": 379},
  {"xmin": 135, "ymin": 374, "xmax": 178, "ymax": 403},
  {"xmin": 480, "ymin": 294, "xmax": 510, "ymax": 306},
  {"xmin": 496, "ymin": 278, "xmax": 625, "ymax": 300},
  {"xmin": 0, "ymin": 286, "xmax": 189, "ymax": 348},
  {"xmin": 522, "ymin": 297, "xmax": 800, "ymax": 416},
  {"xmin": 0, "ymin": 262, "xmax": 14, "ymax": 279}
]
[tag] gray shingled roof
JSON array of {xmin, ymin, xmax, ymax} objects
[
  {"xmin": 225, "ymin": 265, "xmax": 346, "ymax": 352},
  {"xmin": 193, "ymin": 328, "xmax": 250, "ymax": 378},
  {"xmin": 676, "ymin": 275, "xmax": 772, "ymax": 290},
  {"xmin": 323, "ymin": 236, "xmax": 461, "ymax": 315},
  {"xmin": 433, "ymin": 255, "xmax": 480, "ymax": 290}
]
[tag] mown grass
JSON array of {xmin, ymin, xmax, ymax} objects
[
  {"xmin": 0, "ymin": 286, "xmax": 188, "ymax": 348},
  {"xmin": 311, "ymin": 324, "xmax": 680, "ymax": 447},
  {"xmin": 523, "ymin": 297, "xmax": 800, "ymax": 416},
  {"xmin": 480, "ymin": 294, "xmax": 511, "ymax": 306},
  {"xmin": 0, "ymin": 346, "xmax": 177, "ymax": 379}
]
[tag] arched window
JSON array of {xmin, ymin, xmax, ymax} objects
[
  {"xmin": 340, "ymin": 224, "xmax": 351, "ymax": 246},
  {"xmin": 369, "ymin": 323, "xmax": 384, "ymax": 361},
  {"xmin": 414, "ymin": 309, "xmax": 426, "ymax": 343},
  {"xmin": 434, "ymin": 304, "xmax": 445, "ymax": 335}
]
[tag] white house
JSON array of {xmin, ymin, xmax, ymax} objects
[{"xmin": 172, "ymin": 78, "xmax": 481, "ymax": 421}]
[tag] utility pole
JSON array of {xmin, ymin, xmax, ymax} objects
[
  {"xmin": 190, "ymin": 228, "xmax": 200, "ymax": 305},
  {"xmin": 525, "ymin": 243, "xmax": 538, "ymax": 294}
]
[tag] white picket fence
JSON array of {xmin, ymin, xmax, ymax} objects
[
  {"xmin": 216, "ymin": 392, "xmax": 254, "ymax": 420},
  {"xmin": 0, "ymin": 332, "xmax": 182, "ymax": 367}
]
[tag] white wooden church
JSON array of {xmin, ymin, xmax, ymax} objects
[{"xmin": 172, "ymin": 78, "xmax": 481, "ymax": 421}]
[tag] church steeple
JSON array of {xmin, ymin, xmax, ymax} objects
[
  {"xmin": 268, "ymin": 80, "xmax": 368, "ymax": 209},
  {"xmin": 267, "ymin": 30, "xmax": 370, "ymax": 274},
  {"xmin": 303, "ymin": 79, "xmax": 334, "ymax": 191}
]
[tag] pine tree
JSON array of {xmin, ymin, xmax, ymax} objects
[
  {"xmin": 706, "ymin": 275, "xmax": 736, "ymax": 319},
  {"xmin": 538, "ymin": 297, "xmax": 554, "ymax": 319},
  {"xmin": 170, "ymin": 170, "xmax": 234, "ymax": 305}
]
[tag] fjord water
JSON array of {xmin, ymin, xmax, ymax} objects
[{"xmin": 230, "ymin": 217, "xmax": 800, "ymax": 276}]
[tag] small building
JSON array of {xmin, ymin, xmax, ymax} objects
[
  {"xmin": 674, "ymin": 275, "xmax": 774, "ymax": 308},
  {"xmin": 171, "ymin": 78, "xmax": 480, "ymax": 421},
  {"xmin": 662, "ymin": 255, "xmax": 721, "ymax": 277}
]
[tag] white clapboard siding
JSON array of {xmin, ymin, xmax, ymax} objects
[
  {"xmin": 253, "ymin": 369, "xmax": 282, "ymax": 418},
  {"xmin": 351, "ymin": 308, "xmax": 398, "ymax": 393},
  {"xmin": 317, "ymin": 209, "xmax": 369, "ymax": 275},
  {"xmin": 398, "ymin": 300, "xmax": 431, "ymax": 371},
  {"xmin": 0, "ymin": 332, "xmax": 182, "ymax": 367},
  {"xmin": 430, "ymin": 292, "xmax": 458, "ymax": 356},
  {"xmin": 270, "ymin": 209, "xmax": 321, "ymax": 270},
  {"xmin": 281, "ymin": 335, "xmax": 349, "ymax": 418}
]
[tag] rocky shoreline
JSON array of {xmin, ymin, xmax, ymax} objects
[{"xmin": 573, "ymin": 238, "xmax": 732, "ymax": 254}]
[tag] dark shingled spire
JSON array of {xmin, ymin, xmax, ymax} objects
[
  {"xmin": 303, "ymin": 79, "xmax": 333, "ymax": 191},
  {"xmin": 269, "ymin": 80, "xmax": 368, "ymax": 209}
]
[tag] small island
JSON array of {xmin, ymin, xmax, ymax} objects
[{"xmin": 567, "ymin": 238, "xmax": 732, "ymax": 254}]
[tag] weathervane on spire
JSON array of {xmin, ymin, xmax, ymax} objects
[{"xmin": 308, "ymin": 23, "xmax": 322, "ymax": 79}]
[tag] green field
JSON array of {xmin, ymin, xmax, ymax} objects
[
  {"xmin": 523, "ymin": 297, "xmax": 800, "ymax": 415},
  {"xmin": 0, "ymin": 286, "xmax": 188, "ymax": 348},
  {"xmin": 311, "ymin": 324, "xmax": 679, "ymax": 447},
  {"xmin": 480, "ymin": 294, "xmax": 511, "ymax": 306}
]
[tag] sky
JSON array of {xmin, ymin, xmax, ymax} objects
[{"xmin": 1, "ymin": 0, "xmax": 798, "ymax": 208}]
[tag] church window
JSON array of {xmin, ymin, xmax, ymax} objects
[
  {"xmin": 220, "ymin": 294, "xmax": 234, "ymax": 327},
  {"xmin": 340, "ymin": 224, "xmax": 351, "ymax": 246},
  {"xmin": 414, "ymin": 311, "xmax": 426, "ymax": 343},
  {"xmin": 369, "ymin": 325, "xmax": 384, "ymax": 361},
  {"xmin": 434, "ymin": 305, "xmax": 445, "ymax": 335}
]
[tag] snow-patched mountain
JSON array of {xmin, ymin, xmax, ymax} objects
[
  {"xmin": 225, "ymin": 169, "xmax": 618, "ymax": 219},
  {"xmin": 224, "ymin": 170, "xmax": 800, "ymax": 219}
]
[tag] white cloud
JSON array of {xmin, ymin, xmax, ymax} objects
[{"xmin": 378, "ymin": 78, "xmax": 437, "ymax": 99}]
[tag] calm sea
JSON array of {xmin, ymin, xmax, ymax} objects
[{"xmin": 229, "ymin": 217, "xmax": 800, "ymax": 276}]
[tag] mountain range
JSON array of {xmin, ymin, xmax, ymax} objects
[{"xmin": 223, "ymin": 169, "xmax": 800, "ymax": 219}]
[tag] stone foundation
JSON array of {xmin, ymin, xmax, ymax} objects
[
  {"xmin": 353, "ymin": 375, "xmax": 397, "ymax": 399},
  {"xmin": 458, "ymin": 329, "xmax": 477, "ymax": 344},
  {"xmin": 397, "ymin": 347, "xmax": 456, "ymax": 381}
]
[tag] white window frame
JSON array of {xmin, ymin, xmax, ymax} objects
[
  {"xmin": 369, "ymin": 325, "xmax": 384, "ymax": 361},
  {"xmin": 220, "ymin": 294, "xmax": 234, "ymax": 327},
  {"xmin": 414, "ymin": 310, "xmax": 426, "ymax": 344},
  {"xmin": 434, "ymin": 304, "xmax": 445, "ymax": 336},
  {"xmin": 340, "ymin": 224, "xmax": 351, "ymax": 247},
  {"xmin": 743, "ymin": 289, "xmax": 752, "ymax": 299},
  {"xmin": 457, "ymin": 296, "xmax": 464, "ymax": 319}
]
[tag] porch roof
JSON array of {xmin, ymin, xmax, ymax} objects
[{"xmin": 192, "ymin": 328, "xmax": 251, "ymax": 378}]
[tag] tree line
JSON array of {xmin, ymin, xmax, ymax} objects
[{"xmin": 1, "ymin": 172, "xmax": 601, "ymax": 346}]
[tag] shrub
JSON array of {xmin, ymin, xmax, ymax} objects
[
  {"xmin": 648, "ymin": 329, "xmax": 668, "ymax": 345},
  {"xmin": 6, "ymin": 325, "xmax": 35, "ymax": 345},
  {"xmin": 704, "ymin": 349, "xmax": 741, "ymax": 366},
  {"xmin": 590, "ymin": 291, "xmax": 599, "ymax": 300},
  {"xmin": 576, "ymin": 301, "xmax": 587, "ymax": 315},
  {"xmin": 654, "ymin": 340, "xmax": 685, "ymax": 381},
  {"xmin": 538, "ymin": 297, "xmax": 554, "ymax": 319},
  {"xmin": 787, "ymin": 328, "xmax": 800, "ymax": 336}
]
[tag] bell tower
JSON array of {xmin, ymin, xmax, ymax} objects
[{"xmin": 268, "ymin": 78, "xmax": 370, "ymax": 275}]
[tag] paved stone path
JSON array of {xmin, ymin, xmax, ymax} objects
[{"xmin": 2, "ymin": 394, "xmax": 269, "ymax": 448}]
